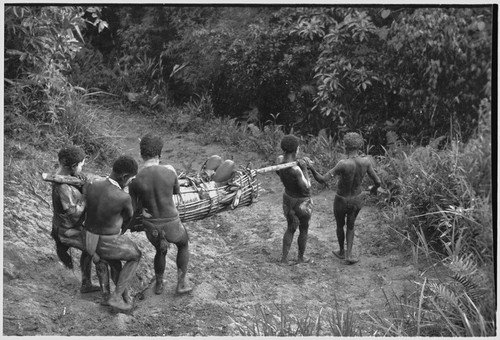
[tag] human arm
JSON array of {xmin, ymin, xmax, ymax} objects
[
  {"xmin": 367, "ymin": 161, "xmax": 381, "ymax": 195},
  {"xmin": 173, "ymin": 174, "xmax": 180, "ymax": 195},
  {"xmin": 121, "ymin": 196, "xmax": 135, "ymax": 235},
  {"xmin": 125, "ymin": 183, "xmax": 144, "ymax": 232},
  {"xmin": 164, "ymin": 165, "xmax": 181, "ymax": 195},
  {"xmin": 58, "ymin": 184, "xmax": 86, "ymax": 226},
  {"xmin": 294, "ymin": 160, "xmax": 312, "ymax": 191}
]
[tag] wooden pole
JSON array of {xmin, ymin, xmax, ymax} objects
[
  {"xmin": 41, "ymin": 173, "xmax": 85, "ymax": 186},
  {"xmin": 254, "ymin": 161, "xmax": 298, "ymax": 174}
]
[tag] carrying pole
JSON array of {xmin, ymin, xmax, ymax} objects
[
  {"xmin": 253, "ymin": 161, "xmax": 298, "ymax": 174},
  {"xmin": 41, "ymin": 173, "xmax": 85, "ymax": 186}
]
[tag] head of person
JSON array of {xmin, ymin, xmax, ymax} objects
[
  {"xmin": 281, "ymin": 134, "xmax": 300, "ymax": 156},
  {"xmin": 343, "ymin": 132, "xmax": 364, "ymax": 152},
  {"xmin": 111, "ymin": 155, "xmax": 138, "ymax": 188},
  {"xmin": 58, "ymin": 146, "xmax": 86, "ymax": 176},
  {"xmin": 140, "ymin": 134, "xmax": 163, "ymax": 161}
]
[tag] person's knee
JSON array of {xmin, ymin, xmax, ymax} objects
[
  {"xmin": 175, "ymin": 237, "xmax": 189, "ymax": 249},
  {"xmin": 130, "ymin": 246, "xmax": 142, "ymax": 261}
]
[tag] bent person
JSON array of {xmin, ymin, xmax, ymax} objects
[
  {"xmin": 276, "ymin": 134, "xmax": 316, "ymax": 264},
  {"xmin": 83, "ymin": 155, "xmax": 142, "ymax": 311},
  {"xmin": 50, "ymin": 145, "xmax": 107, "ymax": 294},
  {"xmin": 128, "ymin": 134, "xmax": 193, "ymax": 295},
  {"xmin": 309, "ymin": 132, "xmax": 381, "ymax": 265}
]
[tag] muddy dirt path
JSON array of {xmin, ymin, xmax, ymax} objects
[{"xmin": 3, "ymin": 108, "xmax": 418, "ymax": 336}]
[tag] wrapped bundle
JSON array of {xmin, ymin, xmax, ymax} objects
[{"xmin": 174, "ymin": 168, "xmax": 260, "ymax": 222}]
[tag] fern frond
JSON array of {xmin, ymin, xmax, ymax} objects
[
  {"xmin": 447, "ymin": 254, "xmax": 478, "ymax": 277},
  {"xmin": 428, "ymin": 282, "xmax": 460, "ymax": 309}
]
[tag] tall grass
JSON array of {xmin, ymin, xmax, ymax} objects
[
  {"xmin": 5, "ymin": 80, "xmax": 119, "ymax": 166},
  {"xmin": 230, "ymin": 298, "xmax": 361, "ymax": 336},
  {"xmin": 370, "ymin": 107, "xmax": 494, "ymax": 336}
]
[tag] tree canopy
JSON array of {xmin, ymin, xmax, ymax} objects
[{"xmin": 4, "ymin": 5, "xmax": 493, "ymax": 150}]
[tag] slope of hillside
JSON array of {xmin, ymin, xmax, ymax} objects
[{"xmin": 3, "ymin": 108, "xmax": 418, "ymax": 336}]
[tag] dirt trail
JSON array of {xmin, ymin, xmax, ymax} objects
[{"xmin": 3, "ymin": 108, "xmax": 418, "ymax": 336}]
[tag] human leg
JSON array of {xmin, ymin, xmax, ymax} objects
[
  {"xmin": 53, "ymin": 235, "xmax": 74, "ymax": 269},
  {"xmin": 281, "ymin": 194, "xmax": 298, "ymax": 263},
  {"xmin": 95, "ymin": 261, "xmax": 111, "ymax": 305},
  {"xmin": 153, "ymin": 244, "xmax": 168, "ymax": 294},
  {"xmin": 174, "ymin": 236, "xmax": 193, "ymax": 294},
  {"xmin": 162, "ymin": 220, "xmax": 192, "ymax": 294},
  {"xmin": 145, "ymin": 227, "xmax": 168, "ymax": 295},
  {"xmin": 333, "ymin": 195, "xmax": 347, "ymax": 259},
  {"xmin": 80, "ymin": 252, "xmax": 101, "ymax": 293},
  {"xmin": 344, "ymin": 204, "xmax": 361, "ymax": 265},
  {"xmin": 97, "ymin": 234, "xmax": 141, "ymax": 311},
  {"xmin": 282, "ymin": 214, "xmax": 298, "ymax": 263},
  {"xmin": 296, "ymin": 199, "xmax": 313, "ymax": 263}
]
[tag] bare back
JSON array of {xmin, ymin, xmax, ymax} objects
[
  {"xmin": 278, "ymin": 166, "xmax": 311, "ymax": 198},
  {"xmin": 331, "ymin": 156, "xmax": 379, "ymax": 198},
  {"xmin": 129, "ymin": 165, "xmax": 180, "ymax": 219},
  {"xmin": 85, "ymin": 180, "xmax": 133, "ymax": 235}
]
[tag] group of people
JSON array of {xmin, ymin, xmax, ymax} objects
[
  {"xmin": 51, "ymin": 134, "xmax": 192, "ymax": 312},
  {"xmin": 50, "ymin": 131, "xmax": 380, "ymax": 312},
  {"xmin": 275, "ymin": 132, "xmax": 381, "ymax": 265}
]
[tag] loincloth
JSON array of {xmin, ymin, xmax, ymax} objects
[
  {"xmin": 83, "ymin": 230, "xmax": 140, "ymax": 262},
  {"xmin": 334, "ymin": 193, "xmax": 365, "ymax": 211},
  {"xmin": 142, "ymin": 215, "xmax": 188, "ymax": 250},
  {"xmin": 282, "ymin": 192, "xmax": 313, "ymax": 220}
]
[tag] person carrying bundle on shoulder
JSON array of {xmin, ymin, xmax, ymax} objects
[
  {"xmin": 127, "ymin": 134, "xmax": 193, "ymax": 295},
  {"xmin": 308, "ymin": 132, "xmax": 381, "ymax": 265},
  {"xmin": 276, "ymin": 134, "xmax": 318, "ymax": 265},
  {"xmin": 50, "ymin": 145, "xmax": 109, "ymax": 296}
]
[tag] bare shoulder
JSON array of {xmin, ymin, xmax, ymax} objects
[
  {"xmin": 360, "ymin": 155, "xmax": 376, "ymax": 166},
  {"xmin": 162, "ymin": 164, "xmax": 177, "ymax": 174}
]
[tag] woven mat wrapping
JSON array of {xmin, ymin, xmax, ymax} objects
[{"xmin": 174, "ymin": 168, "xmax": 260, "ymax": 222}]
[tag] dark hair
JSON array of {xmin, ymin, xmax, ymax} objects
[
  {"xmin": 343, "ymin": 132, "xmax": 364, "ymax": 151},
  {"xmin": 280, "ymin": 135, "xmax": 300, "ymax": 153},
  {"xmin": 140, "ymin": 134, "xmax": 163, "ymax": 159},
  {"xmin": 112, "ymin": 155, "xmax": 138, "ymax": 176},
  {"xmin": 58, "ymin": 146, "xmax": 86, "ymax": 167}
]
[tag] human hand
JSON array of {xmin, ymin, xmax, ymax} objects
[
  {"xmin": 75, "ymin": 173, "xmax": 88, "ymax": 182},
  {"xmin": 302, "ymin": 157, "xmax": 313, "ymax": 168},
  {"xmin": 297, "ymin": 159, "xmax": 308, "ymax": 171}
]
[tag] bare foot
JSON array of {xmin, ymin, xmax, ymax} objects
[
  {"xmin": 344, "ymin": 258, "xmax": 359, "ymax": 265},
  {"xmin": 332, "ymin": 250, "xmax": 345, "ymax": 260},
  {"xmin": 176, "ymin": 284, "xmax": 193, "ymax": 295},
  {"xmin": 155, "ymin": 281, "xmax": 164, "ymax": 295},
  {"xmin": 100, "ymin": 293, "xmax": 110, "ymax": 306},
  {"xmin": 123, "ymin": 292, "xmax": 133, "ymax": 305},
  {"xmin": 297, "ymin": 256, "xmax": 311, "ymax": 264},
  {"xmin": 278, "ymin": 259, "xmax": 293, "ymax": 266},
  {"xmin": 108, "ymin": 294, "xmax": 133, "ymax": 312},
  {"xmin": 80, "ymin": 284, "xmax": 101, "ymax": 294}
]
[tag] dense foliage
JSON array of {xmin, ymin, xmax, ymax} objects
[{"xmin": 61, "ymin": 5, "xmax": 493, "ymax": 147}]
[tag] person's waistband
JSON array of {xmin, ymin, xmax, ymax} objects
[
  {"xmin": 283, "ymin": 191, "xmax": 310, "ymax": 200},
  {"xmin": 143, "ymin": 215, "xmax": 180, "ymax": 224}
]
